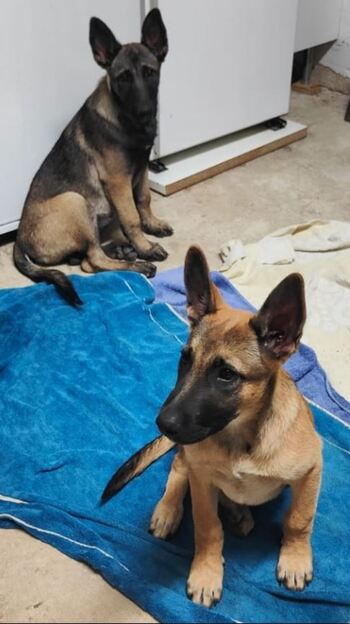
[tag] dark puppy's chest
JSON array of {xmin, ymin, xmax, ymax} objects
[
  {"xmin": 87, "ymin": 145, "xmax": 149, "ymax": 219},
  {"xmin": 80, "ymin": 103, "xmax": 151, "ymax": 198},
  {"xmin": 124, "ymin": 145, "xmax": 150, "ymax": 187},
  {"xmin": 101, "ymin": 143, "xmax": 149, "ymax": 189}
]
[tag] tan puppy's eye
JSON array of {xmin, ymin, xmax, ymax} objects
[{"xmin": 217, "ymin": 367, "xmax": 236, "ymax": 382}]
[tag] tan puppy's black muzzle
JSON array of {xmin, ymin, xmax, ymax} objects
[
  {"xmin": 156, "ymin": 360, "xmax": 241, "ymax": 445},
  {"xmin": 156, "ymin": 404, "xmax": 212, "ymax": 445}
]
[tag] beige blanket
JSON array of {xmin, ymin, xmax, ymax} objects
[{"xmin": 220, "ymin": 220, "xmax": 350, "ymax": 401}]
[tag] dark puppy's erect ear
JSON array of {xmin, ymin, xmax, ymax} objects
[
  {"xmin": 89, "ymin": 17, "xmax": 122, "ymax": 68},
  {"xmin": 141, "ymin": 8, "xmax": 168, "ymax": 62},
  {"xmin": 184, "ymin": 246, "xmax": 224, "ymax": 325},
  {"xmin": 250, "ymin": 273, "xmax": 306, "ymax": 360}
]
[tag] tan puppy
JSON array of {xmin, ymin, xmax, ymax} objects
[{"xmin": 103, "ymin": 246, "xmax": 323, "ymax": 608}]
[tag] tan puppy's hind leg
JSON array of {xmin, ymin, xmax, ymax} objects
[{"xmin": 219, "ymin": 492, "xmax": 255, "ymax": 537}]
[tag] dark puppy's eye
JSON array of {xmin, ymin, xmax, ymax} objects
[
  {"xmin": 143, "ymin": 65, "xmax": 156, "ymax": 78},
  {"xmin": 217, "ymin": 367, "xmax": 237, "ymax": 382},
  {"xmin": 117, "ymin": 70, "xmax": 132, "ymax": 84}
]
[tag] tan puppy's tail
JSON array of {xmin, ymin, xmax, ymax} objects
[
  {"xmin": 101, "ymin": 435, "xmax": 175, "ymax": 504},
  {"xmin": 13, "ymin": 241, "xmax": 82, "ymax": 307}
]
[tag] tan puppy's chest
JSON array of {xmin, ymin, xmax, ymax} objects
[
  {"xmin": 213, "ymin": 467, "xmax": 284, "ymax": 506},
  {"xmin": 185, "ymin": 448, "xmax": 285, "ymax": 506}
]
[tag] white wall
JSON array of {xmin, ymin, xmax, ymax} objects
[
  {"xmin": 0, "ymin": 0, "xmax": 141, "ymax": 232},
  {"xmin": 321, "ymin": 0, "xmax": 350, "ymax": 78}
]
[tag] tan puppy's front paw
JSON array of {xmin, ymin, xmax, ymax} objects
[
  {"xmin": 149, "ymin": 500, "xmax": 183, "ymax": 539},
  {"xmin": 277, "ymin": 543, "xmax": 313, "ymax": 591},
  {"xmin": 187, "ymin": 558, "xmax": 224, "ymax": 608}
]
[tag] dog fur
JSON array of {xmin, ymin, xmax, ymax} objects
[
  {"xmin": 103, "ymin": 245, "xmax": 322, "ymax": 608},
  {"xmin": 14, "ymin": 9, "xmax": 172, "ymax": 305}
]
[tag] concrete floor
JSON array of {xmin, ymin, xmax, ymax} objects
[{"xmin": 0, "ymin": 89, "xmax": 349, "ymax": 623}]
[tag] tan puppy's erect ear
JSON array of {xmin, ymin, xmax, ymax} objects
[
  {"xmin": 250, "ymin": 273, "xmax": 306, "ymax": 360},
  {"xmin": 184, "ymin": 246, "xmax": 225, "ymax": 325}
]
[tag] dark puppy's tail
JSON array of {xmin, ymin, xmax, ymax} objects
[
  {"xmin": 13, "ymin": 241, "xmax": 82, "ymax": 306},
  {"xmin": 101, "ymin": 435, "xmax": 175, "ymax": 504}
]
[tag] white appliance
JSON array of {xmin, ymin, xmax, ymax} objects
[
  {"xmin": 150, "ymin": 0, "xmax": 299, "ymax": 159},
  {"xmin": 0, "ymin": 0, "xmax": 141, "ymax": 234},
  {"xmin": 295, "ymin": 0, "xmax": 342, "ymax": 52},
  {"xmin": 0, "ymin": 1, "xmax": 342, "ymax": 228}
]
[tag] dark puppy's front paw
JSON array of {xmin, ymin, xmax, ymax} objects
[
  {"xmin": 138, "ymin": 242, "xmax": 168, "ymax": 262},
  {"xmin": 151, "ymin": 243, "xmax": 168, "ymax": 261},
  {"xmin": 142, "ymin": 217, "xmax": 174, "ymax": 238},
  {"xmin": 157, "ymin": 223, "xmax": 174, "ymax": 237},
  {"xmin": 143, "ymin": 222, "xmax": 174, "ymax": 238}
]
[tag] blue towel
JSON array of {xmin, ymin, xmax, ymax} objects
[
  {"xmin": 1, "ymin": 272, "xmax": 349, "ymax": 624},
  {"xmin": 152, "ymin": 267, "xmax": 350, "ymax": 426}
]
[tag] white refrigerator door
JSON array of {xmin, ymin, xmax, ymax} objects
[
  {"xmin": 0, "ymin": 0, "xmax": 141, "ymax": 232},
  {"xmin": 152, "ymin": 0, "xmax": 298, "ymax": 158}
]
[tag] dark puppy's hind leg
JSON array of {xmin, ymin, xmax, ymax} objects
[
  {"xmin": 100, "ymin": 219, "xmax": 138, "ymax": 261},
  {"xmin": 102, "ymin": 241, "xmax": 137, "ymax": 262},
  {"xmin": 81, "ymin": 243, "xmax": 156, "ymax": 278},
  {"xmin": 68, "ymin": 253, "xmax": 84, "ymax": 266}
]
